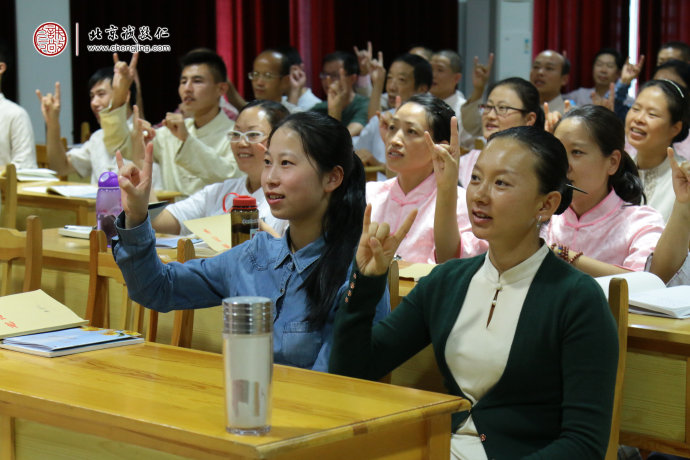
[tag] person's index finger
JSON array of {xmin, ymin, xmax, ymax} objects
[
  {"xmin": 423, "ymin": 131, "xmax": 435, "ymax": 153},
  {"xmin": 450, "ymin": 116, "xmax": 458, "ymax": 151},
  {"xmin": 668, "ymin": 147, "xmax": 679, "ymax": 170},
  {"xmin": 394, "ymin": 209, "xmax": 418, "ymax": 242},
  {"xmin": 55, "ymin": 81, "xmax": 61, "ymax": 100},
  {"xmin": 116, "ymin": 150, "xmax": 125, "ymax": 170},
  {"xmin": 354, "ymin": 45, "xmax": 360, "ymax": 55},
  {"xmin": 363, "ymin": 203, "xmax": 372, "ymax": 231},
  {"xmin": 35, "ymin": 89, "xmax": 43, "ymax": 102},
  {"xmin": 130, "ymin": 52, "xmax": 139, "ymax": 70},
  {"xmin": 543, "ymin": 102, "xmax": 550, "ymax": 115},
  {"xmin": 113, "ymin": 53, "xmax": 120, "ymax": 64},
  {"xmin": 473, "ymin": 56, "xmax": 479, "ymax": 67},
  {"xmin": 367, "ymin": 41, "xmax": 372, "ymax": 54},
  {"xmin": 141, "ymin": 142, "xmax": 154, "ymax": 178},
  {"xmin": 487, "ymin": 53, "xmax": 495, "ymax": 70}
]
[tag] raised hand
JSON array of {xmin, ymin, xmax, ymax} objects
[
  {"xmin": 591, "ymin": 82, "xmax": 615, "ymax": 112},
  {"xmin": 111, "ymin": 52, "xmax": 139, "ymax": 109},
  {"xmin": 35, "ymin": 81, "xmax": 61, "ymax": 124},
  {"xmin": 378, "ymin": 109, "xmax": 394, "ymax": 145},
  {"xmin": 163, "ymin": 112, "xmax": 189, "ymax": 142},
  {"xmin": 353, "ymin": 41, "xmax": 373, "ymax": 76},
  {"xmin": 326, "ymin": 69, "xmax": 349, "ymax": 119},
  {"xmin": 116, "ymin": 142, "xmax": 153, "ymax": 228},
  {"xmin": 430, "ymin": 116, "xmax": 460, "ymax": 191},
  {"xmin": 669, "ymin": 147, "xmax": 690, "ymax": 204},
  {"xmin": 369, "ymin": 51, "xmax": 385, "ymax": 88},
  {"xmin": 471, "ymin": 53, "xmax": 494, "ymax": 94},
  {"xmin": 289, "ymin": 64, "xmax": 307, "ymax": 91},
  {"xmin": 356, "ymin": 204, "xmax": 417, "ymax": 276},
  {"xmin": 131, "ymin": 105, "xmax": 154, "ymax": 167},
  {"xmin": 543, "ymin": 102, "xmax": 563, "ymax": 133},
  {"xmin": 621, "ymin": 55, "xmax": 645, "ymax": 85}
]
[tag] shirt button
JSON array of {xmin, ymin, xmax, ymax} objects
[
  {"xmin": 480, "ymin": 434, "xmax": 486, "ymax": 442},
  {"xmin": 350, "ymin": 282, "xmax": 355, "ymax": 289}
]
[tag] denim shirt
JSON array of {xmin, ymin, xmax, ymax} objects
[{"xmin": 112, "ymin": 214, "xmax": 390, "ymax": 372}]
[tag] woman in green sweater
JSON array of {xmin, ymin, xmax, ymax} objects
[{"xmin": 330, "ymin": 125, "xmax": 618, "ymax": 459}]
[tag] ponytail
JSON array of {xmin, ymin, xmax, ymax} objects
[{"xmin": 610, "ymin": 151, "xmax": 645, "ymax": 205}]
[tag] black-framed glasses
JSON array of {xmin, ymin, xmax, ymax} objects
[
  {"xmin": 227, "ymin": 130, "xmax": 267, "ymax": 144},
  {"xmin": 248, "ymin": 71, "xmax": 280, "ymax": 81},
  {"xmin": 479, "ymin": 104, "xmax": 527, "ymax": 117}
]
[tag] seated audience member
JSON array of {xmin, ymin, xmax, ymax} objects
[
  {"xmin": 623, "ymin": 59, "xmax": 690, "ymax": 161},
  {"xmin": 226, "ymin": 48, "xmax": 300, "ymax": 113},
  {"xmin": 310, "ymin": 51, "xmax": 369, "ymax": 136},
  {"xmin": 102, "ymin": 49, "xmax": 240, "ymax": 196},
  {"xmin": 331, "ymin": 125, "xmax": 618, "ymax": 460},
  {"xmin": 429, "ymin": 50, "xmax": 474, "ymax": 149},
  {"xmin": 546, "ymin": 105, "xmax": 664, "ymax": 275},
  {"xmin": 408, "ymin": 45, "xmax": 433, "ymax": 62},
  {"xmin": 564, "ymin": 48, "xmax": 623, "ymax": 107},
  {"xmin": 457, "ymin": 77, "xmax": 544, "ymax": 187},
  {"xmin": 279, "ymin": 45, "xmax": 322, "ymax": 110},
  {"xmin": 36, "ymin": 68, "xmax": 145, "ymax": 184},
  {"xmin": 355, "ymin": 54, "xmax": 432, "ymax": 168},
  {"xmin": 626, "ymin": 79, "xmax": 689, "ymax": 221},
  {"xmin": 657, "ymin": 41, "xmax": 690, "ymax": 66},
  {"xmin": 367, "ymin": 94, "xmax": 486, "ymax": 263},
  {"xmin": 530, "ymin": 49, "xmax": 570, "ymax": 113},
  {"xmin": 648, "ymin": 150, "xmax": 690, "ymax": 286},
  {"xmin": 113, "ymin": 111, "xmax": 388, "ymax": 372},
  {"xmin": 153, "ymin": 100, "xmax": 289, "ymax": 236},
  {"xmin": 0, "ymin": 39, "xmax": 36, "ymax": 169}
]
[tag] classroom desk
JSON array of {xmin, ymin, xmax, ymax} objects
[
  {"xmin": 17, "ymin": 181, "xmax": 96, "ymax": 226},
  {"xmin": 41, "ymin": 228, "xmax": 218, "ymax": 272},
  {"xmin": 620, "ymin": 314, "xmax": 690, "ymax": 456},
  {"xmin": 0, "ymin": 342, "xmax": 468, "ymax": 460}
]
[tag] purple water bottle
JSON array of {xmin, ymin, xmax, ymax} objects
[{"xmin": 96, "ymin": 171, "xmax": 123, "ymax": 245}]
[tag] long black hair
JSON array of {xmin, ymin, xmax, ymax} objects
[
  {"xmin": 557, "ymin": 105, "xmax": 645, "ymax": 205},
  {"xmin": 487, "ymin": 77, "xmax": 545, "ymax": 130},
  {"xmin": 268, "ymin": 111, "xmax": 365, "ymax": 329},
  {"xmin": 637, "ymin": 79, "xmax": 690, "ymax": 144},
  {"xmin": 489, "ymin": 126, "xmax": 572, "ymax": 215}
]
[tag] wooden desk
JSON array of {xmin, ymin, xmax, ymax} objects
[
  {"xmin": 620, "ymin": 314, "xmax": 690, "ymax": 456},
  {"xmin": 0, "ymin": 343, "xmax": 468, "ymax": 459},
  {"xmin": 17, "ymin": 181, "xmax": 96, "ymax": 226}
]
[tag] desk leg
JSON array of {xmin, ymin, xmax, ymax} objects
[
  {"xmin": 0, "ymin": 415, "xmax": 15, "ymax": 460},
  {"xmin": 76, "ymin": 206, "xmax": 88, "ymax": 226},
  {"xmin": 425, "ymin": 414, "xmax": 451, "ymax": 459}
]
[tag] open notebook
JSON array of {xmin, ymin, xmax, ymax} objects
[{"xmin": 595, "ymin": 272, "xmax": 690, "ymax": 319}]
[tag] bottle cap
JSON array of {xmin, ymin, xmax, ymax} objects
[
  {"xmin": 98, "ymin": 171, "xmax": 119, "ymax": 187},
  {"xmin": 232, "ymin": 195, "xmax": 257, "ymax": 208}
]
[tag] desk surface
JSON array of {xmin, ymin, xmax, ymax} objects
[
  {"xmin": 41, "ymin": 228, "xmax": 217, "ymax": 272},
  {"xmin": 0, "ymin": 342, "xmax": 467, "ymax": 459},
  {"xmin": 18, "ymin": 181, "xmax": 96, "ymax": 226}
]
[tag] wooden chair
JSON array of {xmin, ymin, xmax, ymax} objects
[
  {"xmin": 0, "ymin": 215, "xmax": 42, "ymax": 296},
  {"xmin": 0, "ymin": 163, "xmax": 17, "ymax": 229},
  {"xmin": 85, "ymin": 230, "xmax": 196, "ymax": 347},
  {"xmin": 605, "ymin": 278, "xmax": 629, "ymax": 460},
  {"xmin": 35, "ymin": 138, "xmax": 68, "ymax": 180}
]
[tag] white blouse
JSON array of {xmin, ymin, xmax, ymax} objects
[{"xmin": 447, "ymin": 244, "xmax": 550, "ymax": 460}]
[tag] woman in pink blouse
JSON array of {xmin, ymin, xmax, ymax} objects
[
  {"xmin": 545, "ymin": 105, "xmax": 664, "ymax": 275},
  {"xmin": 458, "ymin": 77, "xmax": 544, "ymax": 187},
  {"xmin": 366, "ymin": 94, "xmax": 487, "ymax": 263}
]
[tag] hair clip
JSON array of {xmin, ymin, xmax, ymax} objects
[
  {"xmin": 566, "ymin": 183, "xmax": 588, "ymax": 194},
  {"xmin": 662, "ymin": 79, "xmax": 685, "ymax": 99}
]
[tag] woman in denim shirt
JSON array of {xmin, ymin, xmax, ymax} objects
[{"xmin": 112, "ymin": 111, "xmax": 389, "ymax": 371}]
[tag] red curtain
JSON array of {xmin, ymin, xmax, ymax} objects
[
  {"xmin": 638, "ymin": 0, "xmax": 690, "ymax": 81},
  {"xmin": 533, "ymin": 0, "xmax": 629, "ymax": 92}
]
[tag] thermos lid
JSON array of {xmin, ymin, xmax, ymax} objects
[
  {"xmin": 223, "ymin": 296, "xmax": 273, "ymax": 334},
  {"xmin": 98, "ymin": 171, "xmax": 119, "ymax": 187}
]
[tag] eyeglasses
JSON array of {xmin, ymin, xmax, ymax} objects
[
  {"xmin": 479, "ymin": 104, "xmax": 527, "ymax": 117},
  {"xmin": 248, "ymin": 71, "xmax": 280, "ymax": 81},
  {"xmin": 227, "ymin": 130, "xmax": 267, "ymax": 144},
  {"xmin": 319, "ymin": 72, "xmax": 341, "ymax": 81}
]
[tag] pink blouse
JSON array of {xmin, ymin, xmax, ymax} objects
[
  {"xmin": 458, "ymin": 149, "xmax": 482, "ymax": 188},
  {"xmin": 542, "ymin": 189, "xmax": 664, "ymax": 271},
  {"xmin": 366, "ymin": 174, "xmax": 488, "ymax": 264}
]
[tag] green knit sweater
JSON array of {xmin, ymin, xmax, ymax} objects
[{"xmin": 330, "ymin": 251, "xmax": 618, "ymax": 459}]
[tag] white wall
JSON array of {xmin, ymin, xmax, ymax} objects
[
  {"xmin": 458, "ymin": 0, "xmax": 533, "ymax": 97},
  {"xmin": 16, "ymin": 0, "xmax": 73, "ymax": 144}
]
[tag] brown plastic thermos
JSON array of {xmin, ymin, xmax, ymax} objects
[{"xmin": 228, "ymin": 194, "xmax": 259, "ymax": 246}]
